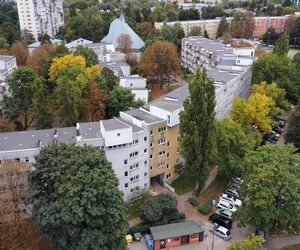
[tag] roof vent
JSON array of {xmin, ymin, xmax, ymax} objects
[{"xmin": 54, "ymin": 129, "xmax": 58, "ymax": 138}]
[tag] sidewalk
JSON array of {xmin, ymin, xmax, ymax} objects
[{"xmin": 267, "ymin": 235, "xmax": 300, "ymax": 250}]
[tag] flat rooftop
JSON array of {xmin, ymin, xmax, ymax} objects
[
  {"xmin": 124, "ymin": 108, "xmax": 165, "ymax": 124},
  {"xmin": 101, "ymin": 118, "xmax": 130, "ymax": 131}
]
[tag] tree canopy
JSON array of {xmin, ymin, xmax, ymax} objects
[
  {"xmin": 285, "ymin": 104, "xmax": 300, "ymax": 151},
  {"xmin": 228, "ymin": 234, "xmax": 266, "ymax": 250},
  {"xmin": 217, "ymin": 16, "xmax": 229, "ymax": 38},
  {"xmin": 180, "ymin": 68, "xmax": 216, "ymax": 195},
  {"xmin": 273, "ymin": 33, "xmax": 289, "ymax": 57},
  {"xmin": 236, "ymin": 144, "xmax": 300, "ymax": 233},
  {"xmin": 75, "ymin": 45, "xmax": 99, "ymax": 67},
  {"xmin": 28, "ymin": 144, "xmax": 128, "ymax": 250}
]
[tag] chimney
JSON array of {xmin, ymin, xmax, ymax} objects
[
  {"xmin": 76, "ymin": 123, "xmax": 82, "ymax": 142},
  {"xmin": 54, "ymin": 129, "xmax": 58, "ymax": 138}
]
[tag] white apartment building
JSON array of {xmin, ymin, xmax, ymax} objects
[
  {"xmin": 16, "ymin": 0, "xmax": 64, "ymax": 40},
  {"xmin": 0, "ymin": 118, "xmax": 149, "ymax": 201},
  {"xmin": 0, "ymin": 55, "xmax": 17, "ymax": 100}
]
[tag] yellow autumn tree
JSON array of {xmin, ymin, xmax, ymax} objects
[
  {"xmin": 231, "ymin": 93, "xmax": 274, "ymax": 132},
  {"xmin": 251, "ymin": 81, "xmax": 290, "ymax": 111},
  {"xmin": 49, "ymin": 54, "xmax": 86, "ymax": 81},
  {"xmin": 86, "ymin": 64, "xmax": 101, "ymax": 81}
]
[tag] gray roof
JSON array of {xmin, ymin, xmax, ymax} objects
[
  {"xmin": 101, "ymin": 118, "xmax": 130, "ymax": 131},
  {"xmin": 124, "ymin": 108, "xmax": 164, "ymax": 124},
  {"xmin": 100, "ymin": 61, "xmax": 129, "ymax": 77},
  {"xmin": 150, "ymin": 221, "xmax": 204, "ymax": 240},
  {"xmin": 27, "ymin": 39, "xmax": 62, "ymax": 48},
  {"xmin": 208, "ymin": 69, "xmax": 240, "ymax": 84},
  {"xmin": 0, "ymin": 55, "xmax": 15, "ymax": 62},
  {"xmin": 117, "ymin": 118, "xmax": 144, "ymax": 133},
  {"xmin": 79, "ymin": 122, "xmax": 102, "ymax": 140},
  {"xmin": 65, "ymin": 38, "xmax": 93, "ymax": 49},
  {"xmin": 101, "ymin": 14, "xmax": 145, "ymax": 50},
  {"xmin": 0, "ymin": 127, "xmax": 76, "ymax": 152}
]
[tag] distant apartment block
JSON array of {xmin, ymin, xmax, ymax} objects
[
  {"xmin": 0, "ymin": 55, "xmax": 17, "ymax": 100},
  {"xmin": 155, "ymin": 14, "xmax": 297, "ymax": 39},
  {"xmin": 16, "ymin": 0, "xmax": 64, "ymax": 39}
]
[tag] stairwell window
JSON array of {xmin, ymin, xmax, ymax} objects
[{"xmin": 158, "ymin": 161, "xmax": 166, "ymax": 168}]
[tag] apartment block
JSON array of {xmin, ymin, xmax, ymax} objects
[
  {"xmin": 16, "ymin": 0, "xmax": 64, "ymax": 40},
  {"xmin": 0, "ymin": 119, "xmax": 149, "ymax": 201},
  {"xmin": 0, "ymin": 55, "xmax": 17, "ymax": 100}
]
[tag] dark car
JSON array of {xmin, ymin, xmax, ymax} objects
[
  {"xmin": 224, "ymin": 188, "xmax": 240, "ymax": 199},
  {"xmin": 209, "ymin": 214, "xmax": 232, "ymax": 229},
  {"xmin": 262, "ymin": 133, "xmax": 277, "ymax": 144}
]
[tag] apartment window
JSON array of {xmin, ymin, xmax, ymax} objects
[
  {"xmin": 124, "ymin": 171, "xmax": 128, "ymax": 177},
  {"xmin": 177, "ymin": 136, "xmax": 180, "ymax": 142},
  {"xmin": 130, "ymin": 175, "xmax": 139, "ymax": 182},
  {"xmin": 158, "ymin": 127, "xmax": 166, "ymax": 133},
  {"xmin": 124, "ymin": 159, "xmax": 128, "ymax": 165},
  {"xmin": 167, "ymin": 115, "xmax": 171, "ymax": 124},
  {"xmin": 117, "ymin": 133, "xmax": 120, "ymax": 136},
  {"xmin": 150, "ymin": 142, "xmax": 153, "ymax": 148},
  {"xmin": 130, "ymin": 188, "xmax": 134, "ymax": 193},
  {"xmin": 132, "ymin": 139, "xmax": 138, "ymax": 144},
  {"xmin": 144, "ymin": 183, "xmax": 147, "ymax": 187},
  {"xmin": 150, "ymin": 130, "xmax": 154, "ymax": 135},
  {"xmin": 25, "ymin": 157, "xmax": 29, "ymax": 162},
  {"xmin": 167, "ymin": 141, "xmax": 170, "ymax": 147},
  {"xmin": 158, "ymin": 138, "xmax": 166, "ymax": 145},
  {"xmin": 14, "ymin": 158, "xmax": 20, "ymax": 162},
  {"xmin": 144, "ymin": 148, "xmax": 147, "ymax": 154},
  {"xmin": 167, "ymin": 164, "xmax": 170, "ymax": 169},
  {"xmin": 150, "ymin": 166, "xmax": 153, "ymax": 171},
  {"xmin": 177, "ymin": 148, "xmax": 179, "ymax": 153},
  {"xmin": 130, "ymin": 152, "xmax": 138, "ymax": 158},
  {"xmin": 150, "ymin": 154, "xmax": 153, "ymax": 159},
  {"xmin": 167, "ymin": 153, "xmax": 170, "ymax": 158},
  {"xmin": 158, "ymin": 161, "xmax": 166, "ymax": 168},
  {"xmin": 144, "ymin": 172, "xmax": 147, "ymax": 177},
  {"xmin": 144, "ymin": 136, "xmax": 147, "ymax": 141},
  {"xmin": 130, "ymin": 163, "xmax": 139, "ymax": 170},
  {"xmin": 166, "ymin": 173, "xmax": 172, "ymax": 179},
  {"xmin": 144, "ymin": 160, "xmax": 148, "ymax": 165},
  {"xmin": 158, "ymin": 151, "xmax": 166, "ymax": 157},
  {"xmin": 125, "ymin": 183, "xmax": 128, "ymax": 188}
]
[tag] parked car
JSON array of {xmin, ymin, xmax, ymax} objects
[
  {"xmin": 229, "ymin": 182, "xmax": 240, "ymax": 190},
  {"xmin": 209, "ymin": 214, "xmax": 232, "ymax": 229},
  {"xmin": 217, "ymin": 200, "xmax": 237, "ymax": 212},
  {"xmin": 210, "ymin": 224, "xmax": 232, "ymax": 241},
  {"xmin": 215, "ymin": 208, "xmax": 233, "ymax": 220},
  {"xmin": 220, "ymin": 194, "xmax": 242, "ymax": 207},
  {"xmin": 224, "ymin": 188, "xmax": 240, "ymax": 199},
  {"xmin": 262, "ymin": 133, "xmax": 277, "ymax": 144},
  {"xmin": 233, "ymin": 177, "xmax": 243, "ymax": 185}
]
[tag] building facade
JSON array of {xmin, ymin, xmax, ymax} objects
[
  {"xmin": 0, "ymin": 55, "xmax": 17, "ymax": 101},
  {"xmin": 16, "ymin": 0, "xmax": 64, "ymax": 40}
]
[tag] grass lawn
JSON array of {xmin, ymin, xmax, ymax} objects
[
  {"xmin": 127, "ymin": 192, "xmax": 153, "ymax": 220},
  {"xmin": 288, "ymin": 49, "xmax": 300, "ymax": 59},
  {"xmin": 281, "ymin": 244, "xmax": 300, "ymax": 250},
  {"xmin": 171, "ymin": 175, "xmax": 194, "ymax": 195}
]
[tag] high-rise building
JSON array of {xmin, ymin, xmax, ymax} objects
[{"xmin": 16, "ymin": 0, "xmax": 64, "ymax": 40}]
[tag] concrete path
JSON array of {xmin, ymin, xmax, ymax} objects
[{"xmin": 267, "ymin": 235, "xmax": 300, "ymax": 250}]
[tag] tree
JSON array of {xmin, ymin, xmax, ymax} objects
[
  {"xmin": 292, "ymin": 52, "xmax": 300, "ymax": 69},
  {"xmin": 75, "ymin": 45, "xmax": 99, "ymax": 67},
  {"xmin": 117, "ymin": 34, "xmax": 133, "ymax": 55},
  {"xmin": 139, "ymin": 40, "xmax": 180, "ymax": 89},
  {"xmin": 273, "ymin": 33, "xmax": 289, "ymax": 57},
  {"xmin": 180, "ymin": 69, "xmax": 216, "ymax": 195},
  {"xmin": 38, "ymin": 33, "xmax": 51, "ymax": 44},
  {"xmin": 204, "ymin": 30, "xmax": 210, "ymax": 39},
  {"xmin": 285, "ymin": 104, "xmax": 300, "ymax": 150},
  {"xmin": 21, "ymin": 29, "xmax": 35, "ymax": 45},
  {"xmin": 49, "ymin": 54, "xmax": 86, "ymax": 81},
  {"xmin": 228, "ymin": 235, "xmax": 266, "ymax": 250},
  {"xmin": 101, "ymin": 67, "xmax": 119, "ymax": 91},
  {"xmin": 0, "ymin": 37, "xmax": 10, "ymax": 49},
  {"xmin": 1, "ymin": 67, "xmax": 38, "ymax": 130},
  {"xmin": 86, "ymin": 81, "xmax": 108, "ymax": 121},
  {"xmin": 216, "ymin": 16, "xmax": 229, "ymax": 38},
  {"xmin": 188, "ymin": 26, "xmax": 202, "ymax": 36},
  {"xmin": 231, "ymin": 94, "xmax": 274, "ymax": 133},
  {"xmin": 151, "ymin": 3, "xmax": 165, "ymax": 22},
  {"xmin": 139, "ymin": 199, "xmax": 163, "ymax": 223},
  {"xmin": 107, "ymin": 86, "xmax": 143, "ymax": 118},
  {"xmin": 0, "ymin": 116, "xmax": 15, "ymax": 132},
  {"xmin": 236, "ymin": 144, "xmax": 300, "ymax": 233},
  {"xmin": 28, "ymin": 144, "xmax": 128, "ymax": 250},
  {"xmin": 251, "ymin": 54, "xmax": 300, "ymax": 103},
  {"xmin": 32, "ymin": 78, "xmax": 53, "ymax": 129},
  {"xmin": 215, "ymin": 119, "xmax": 256, "ymax": 180},
  {"xmin": 251, "ymin": 81, "xmax": 290, "ymax": 111},
  {"xmin": 161, "ymin": 23, "xmax": 185, "ymax": 51},
  {"xmin": 230, "ymin": 11, "xmax": 254, "ymax": 39},
  {"xmin": 54, "ymin": 44, "xmax": 70, "ymax": 57},
  {"xmin": 137, "ymin": 22, "xmax": 160, "ymax": 41},
  {"xmin": 9, "ymin": 42, "xmax": 30, "ymax": 66}
]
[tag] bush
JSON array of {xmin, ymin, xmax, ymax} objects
[
  {"xmin": 164, "ymin": 211, "xmax": 186, "ymax": 223},
  {"xmin": 188, "ymin": 197, "xmax": 199, "ymax": 207},
  {"xmin": 198, "ymin": 202, "xmax": 212, "ymax": 215},
  {"xmin": 128, "ymin": 224, "xmax": 150, "ymax": 235}
]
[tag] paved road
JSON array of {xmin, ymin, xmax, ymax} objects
[{"xmin": 266, "ymin": 235, "xmax": 300, "ymax": 250}]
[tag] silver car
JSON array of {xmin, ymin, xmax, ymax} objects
[{"xmin": 210, "ymin": 224, "xmax": 232, "ymax": 241}]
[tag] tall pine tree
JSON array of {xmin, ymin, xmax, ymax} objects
[
  {"xmin": 180, "ymin": 68, "xmax": 216, "ymax": 195},
  {"xmin": 216, "ymin": 16, "xmax": 229, "ymax": 38}
]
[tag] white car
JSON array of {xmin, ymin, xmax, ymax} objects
[
  {"xmin": 217, "ymin": 200, "xmax": 237, "ymax": 212},
  {"xmin": 210, "ymin": 224, "xmax": 232, "ymax": 241},
  {"xmin": 220, "ymin": 194, "xmax": 242, "ymax": 207}
]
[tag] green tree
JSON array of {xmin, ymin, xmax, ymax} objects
[
  {"xmin": 32, "ymin": 78, "xmax": 53, "ymax": 129},
  {"xmin": 180, "ymin": 69, "xmax": 216, "ymax": 195},
  {"xmin": 101, "ymin": 67, "xmax": 119, "ymax": 92},
  {"xmin": 228, "ymin": 234, "xmax": 266, "ymax": 250},
  {"xmin": 188, "ymin": 26, "xmax": 202, "ymax": 36},
  {"xmin": 151, "ymin": 3, "xmax": 165, "ymax": 22},
  {"xmin": 292, "ymin": 52, "xmax": 300, "ymax": 69},
  {"xmin": 285, "ymin": 104, "xmax": 300, "ymax": 150},
  {"xmin": 0, "ymin": 37, "xmax": 10, "ymax": 49},
  {"xmin": 161, "ymin": 23, "xmax": 185, "ymax": 51},
  {"xmin": 28, "ymin": 144, "xmax": 128, "ymax": 250},
  {"xmin": 75, "ymin": 45, "xmax": 98, "ymax": 67},
  {"xmin": 107, "ymin": 86, "xmax": 143, "ymax": 118},
  {"xmin": 236, "ymin": 144, "xmax": 300, "ymax": 233},
  {"xmin": 216, "ymin": 16, "xmax": 229, "ymax": 38},
  {"xmin": 54, "ymin": 44, "xmax": 70, "ymax": 58},
  {"xmin": 1, "ymin": 67, "xmax": 38, "ymax": 130},
  {"xmin": 273, "ymin": 33, "xmax": 289, "ymax": 57},
  {"xmin": 215, "ymin": 118, "xmax": 256, "ymax": 180},
  {"xmin": 139, "ymin": 198, "xmax": 163, "ymax": 223}
]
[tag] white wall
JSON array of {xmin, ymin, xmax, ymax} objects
[
  {"xmin": 119, "ymin": 77, "xmax": 147, "ymax": 89},
  {"xmin": 100, "ymin": 123, "xmax": 133, "ymax": 147},
  {"xmin": 131, "ymin": 89, "xmax": 149, "ymax": 103},
  {"xmin": 234, "ymin": 48, "xmax": 255, "ymax": 57}
]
